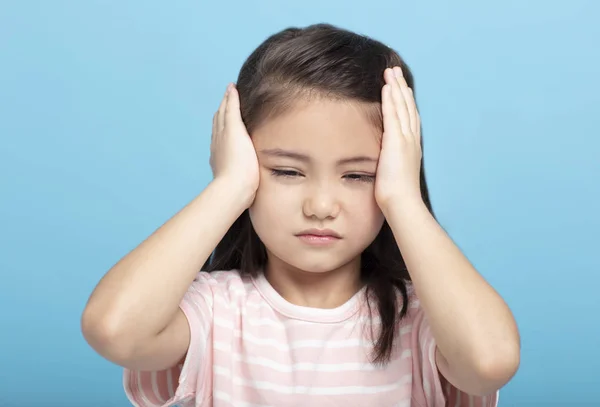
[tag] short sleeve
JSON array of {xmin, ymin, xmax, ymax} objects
[
  {"xmin": 410, "ymin": 302, "xmax": 499, "ymax": 407},
  {"xmin": 123, "ymin": 272, "xmax": 216, "ymax": 407}
]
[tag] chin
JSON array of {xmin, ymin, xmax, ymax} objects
[
  {"xmin": 290, "ymin": 261, "xmax": 341, "ymax": 274},
  {"xmin": 272, "ymin": 250, "xmax": 360, "ymax": 275}
]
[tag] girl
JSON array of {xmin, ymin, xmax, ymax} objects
[{"xmin": 82, "ymin": 23, "xmax": 520, "ymax": 407}]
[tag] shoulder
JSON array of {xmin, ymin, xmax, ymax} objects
[
  {"xmin": 188, "ymin": 269, "xmax": 259, "ymax": 306},
  {"xmin": 395, "ymin": 283, "xmax": 434, "ymax": 347},
  {"xmin": 395, "ymin": 284, "xmax": 499, "ymax": 407},
  {"xmin": 192, "ymin": 269, "xmax": 249, "ymax": 288}
]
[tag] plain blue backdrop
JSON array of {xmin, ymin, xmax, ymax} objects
[{"xmin": 1, "ymin": 0, "xmax": 598, "ymax": 405}]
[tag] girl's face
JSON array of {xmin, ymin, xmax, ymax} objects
[{"xmin": 249, "ymin": 98, "xmax": 385, "ymax": 275}]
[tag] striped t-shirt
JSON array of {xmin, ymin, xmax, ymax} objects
[{"xmin": 124, "ymin": 270, "xmax": 499, "ymax": 407}]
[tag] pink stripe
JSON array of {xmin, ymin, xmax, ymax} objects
[
  {"xmin": 121, "ymin": 270, "xmax": 500, "ymax": 407},
  {"xmin": 155, "ymin": 370, "xmax": 171, "ymax": 403},
  {"xmin": 139, "ymin": 371, "xmax": 161, "ymax": 405}
]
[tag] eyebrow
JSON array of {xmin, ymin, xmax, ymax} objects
[{"xmin": 259, "ymin": 148, "xmax": 378, "ymax": 165}]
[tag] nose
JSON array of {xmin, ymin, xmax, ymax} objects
[{"xmin": 302, "ymin": 182, "xmax": 341, "ymax": 220}]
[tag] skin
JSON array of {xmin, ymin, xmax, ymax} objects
[
  {"xmin": 377, "ymin": 67, "xmax": 520, "ymax": 395},
  {"xmin": 249, "ymin": 98, "xmax": 384, "ymax": 309},
  {"xmin": 81, "ymin": 68, "xmax": 520, "ymax": 397}
]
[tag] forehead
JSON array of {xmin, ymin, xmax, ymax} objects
[{"xmin": 251, "ymin": 99, "xmax": 382, "ymax": 158}]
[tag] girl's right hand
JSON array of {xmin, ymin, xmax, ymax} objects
[{"xmin": 209, "ymin": 84, "xmax": 259, "ymax": 207}]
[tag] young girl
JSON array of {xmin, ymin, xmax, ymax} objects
[{"xmin": 82, "ymin": 23, "xmax": 520, "ymax": 407}]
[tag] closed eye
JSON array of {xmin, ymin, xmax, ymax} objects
[
  {"xmin": 271, "ymin": 169, "xmax": 303, "ymax": 178},
  {"xmin": 344, "ymin": 174, "xmax": 375, "ymax": 183},
  {"xmin": 270, "ymin": 169, "xmax": 374, "ymax": 182}
]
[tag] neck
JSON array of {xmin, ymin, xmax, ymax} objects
[{"xmin": 264, "ymin": 255, "xmax": 363, "ymax": 309}]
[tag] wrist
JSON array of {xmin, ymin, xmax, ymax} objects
[
  {"xmin": 210, "ymin": 177, "xmax": 257, "ymax": 210},
  {"xmin": 379, "ymin": 195, "xmax": 427, "ymax": 220}
]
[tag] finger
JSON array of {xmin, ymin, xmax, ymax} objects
[
  {"xmin": 393, "ymin": 67, "xmax": 416, "ymax": 136},
  {"xmin": 212, "ymin": 112, "xmax": 218, "ymax": 144},
  {"xmin": 224, "ymin": 85, "xmax": 243, "ymax": 127},
  {"xmin": 216, "ymin": 84, "xmax": 231, "ymax": 132},
  {"xmin": 405, "ymin": 88, "xmax": 417, "ymax": 137},
  {"xmin": 395, "ymin": 67, "xmax": 418, "ymax": 136},
  {"xmin": 381, "ymin": 83, "xmax": 402, "ymax": 139},
  {"xmin": 410, "ymin": 89, "xmax": 421, "ymax": 145},
  {"xmin": 386, "ymin": 68, "xmax": 411, "ymax": 136}
]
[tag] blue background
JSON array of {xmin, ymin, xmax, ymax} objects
[{"xmin": 1, "ymin": 1, "xmax": 598, "ymax": 405}]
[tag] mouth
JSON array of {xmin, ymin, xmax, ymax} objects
[{"xmin": 295, "ymin": 228, "xmax": 342, "ymax": 245}]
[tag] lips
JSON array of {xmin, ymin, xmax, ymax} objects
[{"xmin": 295, "ymin": 228, "xmax": 342, "ymax": 239}]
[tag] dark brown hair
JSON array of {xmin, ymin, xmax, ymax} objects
[{"xmin": 202, "ymin": 23, "xmax": 436, "ymax": 365}]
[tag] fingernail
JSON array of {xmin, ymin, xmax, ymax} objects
[{"xmin": 394, "ymin": 67, "xmax": 403, "ymax": 77}]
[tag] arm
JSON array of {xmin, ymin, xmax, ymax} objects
[
  {"xmin": 376, "ymin": 66, "xmax": 519, "ymax": 396},
  {"xmin": 383, "ymin": 200, "xmax": 520, "ymax": 396},
  {"xmin": 81, "ymin": 84, "xmax": 258, "ymax": 373},
  {"xmin": 81, "ymin": 179, "xmax": 251, "ymax": 371}
]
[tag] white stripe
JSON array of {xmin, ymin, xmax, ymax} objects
[
  {"xmin": 212, "ymin": 348, "xmax": 413, "ymax": 373},
  {"xmin": 214, "ymin": 341, "xmax": 232, "ymax": 353},
  {"xmin": 243, "ymin": 336, "xmax": 377, "ymax": 351},
  {"xmin": 188, "ymin": 285, "xmax": 214, "ymax": 309},
  {"xmin": 151, "ymin": 371, "xmax": 164, "ymax": 403},
  {"xmin": 213, "ymin": 316, "xmax": 235, "ymax": 330},
  {"xmin": 166, "ymin": 368, "xmax": 175, "ymax": 399},
  {"xmin": 221, "ymin": 373, "xmax": 412, "ymax": 395},
  {"xmin": 186, "ymin": 295, "xmax": 213, "ymax": 321},
  {"xmin": 423, "ymin": 377, "xmax": 431, "ymax": 403},
  {"xmin": 455, "ymin": 386, "xmax": 461, "ymax": 407},
  {"xmin": 136, "ymin": 372, "xmax": 153, "ymax": 407},
  {"xmin": 212, "ymin": 317, "xmax": 413, "ymax": 347},
  {"xmin": 213, "ymin": 390, "xmax": 274, "ymax": 407},
  {"xmin": 221, "ymin": 334, "xmax": 380, "ymax": 352},
  {"xmin": 123, "ymin": 372, "xmax": 143, "ymax": 407},
  {"xmin": 422, "ymin": 324, "xmax": 436, "ymax": 403},
  {"xmin": 213, "ymin": 337, "xmax": 413, "ymax": 360}
]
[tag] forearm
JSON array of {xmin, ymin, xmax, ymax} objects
[
  {"xmin": 383, "ymin": 200, "xmax": 520, "ymax": 394},
  {"xmin": 82, "ymin": 178, "xmax": 250, "ymax": 347}
]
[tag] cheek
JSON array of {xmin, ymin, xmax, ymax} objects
[
  {"xmin": 345, "ymin": 192, "xmax": 385, "ymax": 234},
  {"xmin": 252, "ymin": 178, "xmax": 290, "ymax": 212},
  {"xmin": 249, "ymin": 179, "xmax": 295, "ymax": 236}
]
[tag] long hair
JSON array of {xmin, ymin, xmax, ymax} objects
[{"xmin": 202, "ymin": 23, "xmax": 436, "ymax": 365}]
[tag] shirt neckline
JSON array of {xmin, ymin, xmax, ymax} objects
[{"xmin": 251, "ymin": 271, "xmax": 366, "ymax": 323}]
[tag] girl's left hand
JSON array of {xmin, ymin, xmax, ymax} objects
[{"xmin": 374, "ymin": 66, "xmax": 423, "ymax": 212}]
